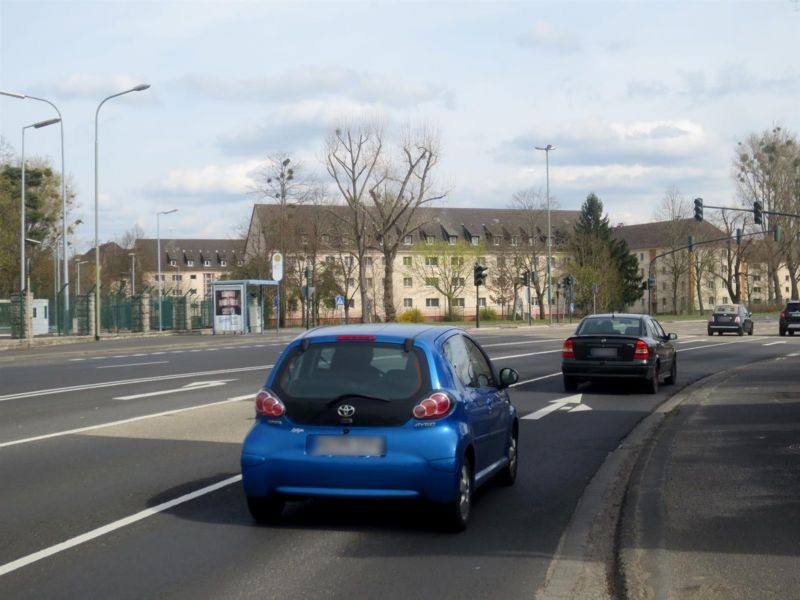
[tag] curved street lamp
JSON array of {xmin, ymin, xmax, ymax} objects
[
  {"xmin": 1, "ymin": 89, "xmax": 71, "ymax": 331},
  {"xmin": 94, "ymin": 83, "xmax": 151, "ymax": 341}
]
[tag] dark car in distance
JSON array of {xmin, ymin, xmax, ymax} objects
[
  {"xmin": 779, "ymin": 300, "xmax": 800, "ymax": 336},
  {"xmin": 707, "ymin": 304, "xmax": 753, "ymax": 336},
  {"xmin": 561, "ymin": 313, "xmax": 677, "ymax": 394}
]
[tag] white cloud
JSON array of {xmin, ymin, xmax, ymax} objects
[
  {"xmin": 516, "ymin": 21, "xmax": 582, "ymax": 53},
  {"xmin": 153, "ymin": 160, "xmax": 263, "ymax": 196},
  {"xmin": 49, "ymin": 74, "xmax": 152, "ymax": 101}
]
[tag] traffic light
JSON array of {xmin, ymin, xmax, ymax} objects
[
  {"xmin": 687, "ymin": 235, "xmax": 695, "ymax": 252},
  {"xmin": 647, "ymin": 274, "xmax": 656, "ymax": 289},
  {"xmin": 773, "ymin": 225, "xmax": 781, "ymax": 242},
  {"xmin": 693, "ymin": 198, "xmax": 703, "ymax": 222},
  {"xmin": 473, "ymin": 264, "xmax": 488, "ymax": 286},
  {"xmin": 754, "ymin": 201, "xmax": 763, "ymax": 225},
  {"xmin": 735, "ymin": 228, "xmax": 742, "ymax": 245},
  {"xmin": 520, "ymin": 271, "xmax": 529, "ymax": 286}
]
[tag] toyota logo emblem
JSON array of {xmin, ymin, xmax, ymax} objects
[{"xmin": 337, "ymin": 404, "xmax": 356, "ymax": 417}]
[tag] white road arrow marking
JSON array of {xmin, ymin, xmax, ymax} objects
[
  {"xmin": 113, "ymin": 379, "xmax": 237, "ymax": 401},
  {"xmin": 763, "ymin": 341, "xmax": 787, "ymax": 346},
  {"xmin": 523, "ymin": 394, "xmax": 590, "ymax": 420}
]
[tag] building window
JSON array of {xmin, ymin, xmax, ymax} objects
[
  {"xmin": 425, "ymin": 277, "xmax": 439, "ymax": 287},
  {"xmin": 640, "ymin": 253, "xmax": 644, "ymax": 261},
  {"xmin": 448, "ymin": 235, "xmax": 457, "ymax": 245},
  {"xmin": 364, "ymin": 257, "xmax": 373, "ymax": 267},
  {"xmin": 347, "ymin": 278, "xmax": 356, "ymax": 288},
  {"xmin": 203, "ymin": 260, "xmax": 211, "ymax": 267},
  {"xmin": 493, "ymin": 237, "xmax": 500, "ymax": 246},
  {"xmin": 426, "ymin": 298, "xmax": 440, "ymax": 308},
  {"xmin": 753, "ymin": 275, "xmax": 760, "ymax": 282},
  {"xmin": 366, "ymin": 278, "xmax": 373, "ymax": 287},
  {"xmin": 478, "ymin": 297, "xmax": 486, "ymax": 307},
  {"xmin": 753, "ymin": 287, "xmax": 761, "ymax": 293},
  {"xmin": 511, "ymin": 236, "xmax": 520, "ymax": 247},
  {"xmin": 403, "ymin": 298, "xmax": 413, "ymax": 308},
  {"xmin": 187, "ymin": 260, "xmax": 194, "ymax": 267},
  {"xmin": 169, "ymin": 259, "xmax": 176, "ymax": 267},
  {"xmin": 237, "ymin": 260, "xmax": 243, "ymax": 267},
  {"xmin": 403, "ymin": 277, "xmax": 412, "ymax": 288},
  {"xmin": 426, "ymin": 235, "xmax": 434, "ymax": 245},
  {"xmin": 220, "ymin": 260, "xmax": 227, "ymax": 267},
  {"xmin": 453, "ymin": 298, "xmax": 465, "ymax": 307},
  {"xmin": 326, "ymin": 256, "xmax": 335, "ymax": 265},
  {"xmin": 451, "ymin": 256, "xmax": 464, "ymax": 267},
  {"xmin": 403, "ymin": 235, "xmax": 413, "ymax": 246},
  {"xmin": 451, "ymin": 277, "xmax": 465, "ymax": 287},
  {"xmin": 348, "ymin": 299, "xmax": 355, "ymax": 308},
  {"xmin": 424, "ymin": 256, "xmax": 439, "ymax": 266},
  {"xmin": 402, "ymin": 256, "xmax": 412, "ymax": 267},
  {"xmin": 722, "ymin": 296, "xmax": 728, "ymax": 303},
  {"xmin": 708, "ymin": 296, "xmax": 715, "ymax": 305},
  {"xmin": 172, "ymin": 274, "xmax": 182, "ymax": 281},
  {"xmin": 345, "ymin": 256, "xmax": 353, "ymax": 268},
  {"xmin": 190, "ymin": 274, "xmax": 197, "ymax": 280},
  {"xmin": 471, "ymin": 236, "xmax": 479, "ymax": 245},
  {"xmin": 322, "ymin": 234, "xmax": 330, "ymax": 244}
]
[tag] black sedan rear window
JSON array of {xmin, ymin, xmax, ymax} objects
[{"xmin": 576, "ymin": 317, "xmax": 642, "ymax": 336}]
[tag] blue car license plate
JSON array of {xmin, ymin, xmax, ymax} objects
[{"xmin": 307, "ymin": 435, "xmax": 386, "ymax": 457}]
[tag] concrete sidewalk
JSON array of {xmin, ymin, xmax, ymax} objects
[{"xmin": 618, "ymin": 355, "xmax": 800, "ymax": 599}]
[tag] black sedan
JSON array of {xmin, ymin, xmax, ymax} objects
[{"xmin": 561, "ymin": 313, "xmax": 677, "ymax": 394}]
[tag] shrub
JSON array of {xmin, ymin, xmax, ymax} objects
[
  {"xmin": 479, "ymin": 307, "xmax": 498, "ymax": 321},
  {"xmin": 398, "ymin": 308, "xmax": 426, "ymax": 323}
]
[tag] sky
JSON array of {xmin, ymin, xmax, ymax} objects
[{"xmin": 1, "ymin": 0, "xmax": 799, "ymax": 255}]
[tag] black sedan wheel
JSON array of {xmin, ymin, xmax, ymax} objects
[
  {"xmin": 664, "ymin": 357, "xmax": 677, "ymax": 385},
  {"xmin": 645, "ymin": 364, "xmax": 659, "ymax": 394},
  {"xmin": 748, "ymin": 324, "xmax": 753, "ymax": 335}
]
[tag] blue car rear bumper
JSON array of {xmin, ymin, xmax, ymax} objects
[{"xmin": 241, "ymin": 420, "xmax": 463, "ymax": 504}]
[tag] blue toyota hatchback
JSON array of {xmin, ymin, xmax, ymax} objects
[{"xmin": 241, "ymin": 324, "xmax": 520, "ymax": 531}]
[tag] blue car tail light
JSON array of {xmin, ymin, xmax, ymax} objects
[
  {"xmin": 412, "ymin": 391, "xmax": 453, "ymax": 419},
  {"xmin": 255, "ymin": 389, "xmax": 286, "ymax": 418}
]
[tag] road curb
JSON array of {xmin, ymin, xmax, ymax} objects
[{"xmin": 534, "ymin": 378, "xmax": 705, "ymax": 600}]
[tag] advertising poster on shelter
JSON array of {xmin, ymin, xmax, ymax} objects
[{"xmin": 214, "ymin": 285, "xmax": 244, "ymax": 333}]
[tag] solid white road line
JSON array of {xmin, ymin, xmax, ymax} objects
[
  {"xmin": 0, "ymin": 394, "xmax": 254, "ymax": 449},
  {"xmin": 493, "ymin": 349, "xmax": 561, "ymax": 360},
  {"xmin": 97, "ymin": 361, "xmax": 169, "ymax": 369},
  {"xmin": 510, "ymin": 372, "xmax": 561, "ymax": 387},
  {"xmin": 0, "ymin": 365, "xmax": 272, "ymax": 403},
  {"xmin": 481, "ymin": 339, "xmax": 563, "ymax": 348},
  {"xmin": 113, "ymin": 379, "xmax": 237, "ymax": 400},
  {"xmin": 763, "ymin": 341, "xmax": 786, "ymax": 346},
  {"xmin": 0, "ymin": 474, "xmax": 243, "ymax": 577}
]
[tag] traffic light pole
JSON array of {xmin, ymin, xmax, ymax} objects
[{"xmin": 476, "ymin": 282, "xmax": 480, "ymax": 329}]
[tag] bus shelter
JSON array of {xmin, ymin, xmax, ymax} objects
[{"xmin": 210, "ymin": 279, "xmax": 280, "ymax": 335}]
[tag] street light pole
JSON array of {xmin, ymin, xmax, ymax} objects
[
  {"xmin": 535, "ymin": 144, "xmax": 556, "ymax": 325},
  {"xmin": 20, "ymin": 118, "xmax": 61, "ymax": 294},
  {"xmin": 1, "ymin": 90, "xmax": 70, "ymax": 332},
  {"xmin": 94, "ymin": 83, "xmax": 150, "ymax": 341},
  {"xmin": 129, "ymin": 253, "xmax": 136, "ymax": 296},
  {"xmin": 157, "ymin": 209, "xmax": 177, "ymax": 332}
]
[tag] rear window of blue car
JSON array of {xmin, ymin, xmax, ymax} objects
[{"xmin": 274, "ymin": 342, "xmax": 430, "ymax": 403}]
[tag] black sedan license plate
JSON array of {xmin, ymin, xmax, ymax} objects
[
  {"xmin": 308, "ymin": 435, "xmax": 386, "ymax": 457},
  {"xmin": 590, "ymin": 347, "xmax": 618, "ymax": 358}
]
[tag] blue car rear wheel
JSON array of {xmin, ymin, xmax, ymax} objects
[
  {"xmin": 247, "ymin": 495, "xmax": 285, "ymax": 525},
  {"xmin": 439, "ymin": 459, "xmax": 472, "ymax": 532}
]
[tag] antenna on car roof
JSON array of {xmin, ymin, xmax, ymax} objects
[
  {"xmin": 300, "ymin": 338, "xmax": 310, "ymax": 352},
  {"xmin": 403, "ymin": 338, "xmax": 413, "ymax": 353}
]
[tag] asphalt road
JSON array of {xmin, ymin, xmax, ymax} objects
[{"xmin": 1, "ymin": 318, "xmax": 797, "ymax": 599}]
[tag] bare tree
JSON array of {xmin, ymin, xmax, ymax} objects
[
  {"xmin": 325, "ymin": 123, "xmax": 385, "ymax": 323},
  {"xmin": 411, "ymin": 240, "xmax": 475, "ymax": 320},
  {"xmin": 368, "ymin": 125, "xmax": 447, "ymax": 321},
  {"xmin": 510, "ymin": 188, "xmax": 551, "ymax": 318},
  {"xmin": 653, "ymin": 188, "xmax": 692, "ymax": 313}
]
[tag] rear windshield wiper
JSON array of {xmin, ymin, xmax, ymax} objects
[{"xmin": 326, "ymin": 393, "xmax": 391, "ymax": 407}]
